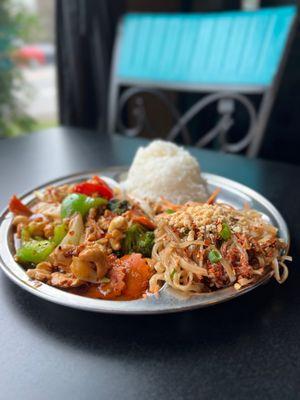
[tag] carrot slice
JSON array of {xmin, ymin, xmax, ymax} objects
[
  {"xmin": 82, "ymin": 254, "xmax": 152, "ymax": 300},
  {"xmin": 132, "ymin": 215, "xmax": 156, "ymax": 230},
  {"xmin": 121, "ymin": 254, "xmax": 152, "ymax": 300}
]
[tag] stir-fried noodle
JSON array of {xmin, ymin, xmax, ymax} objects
[{"xmin": 150, "ymin": 203, "xmax": 289, "ymax": 294}]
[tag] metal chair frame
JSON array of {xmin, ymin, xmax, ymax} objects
[{"xmin": 108, "ymin": 9, "xmax": 297, "ymax": 157}]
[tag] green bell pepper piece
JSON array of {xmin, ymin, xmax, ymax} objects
[
  {"xmin": 52, "ymin": 223, "xmax": 68, "ymax": 245},
  {"xmin": 61, "ymin": 193, "xmax": 107, "ymax": 218},
  {"xmin": 21, "ymin": 227, "xmax": 31, "ymax": 242},
  {"xmin": 16, "ymin": 240, "xmax": 55, "ymax": 264}
]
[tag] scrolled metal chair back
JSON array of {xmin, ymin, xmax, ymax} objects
[
  {"xmin": 117, "ymin": 87, "xmax": 256, "ymax": 153},
  {"xmin": 108, "ymin": 8, "xmax": 297, "ymax": 156}
]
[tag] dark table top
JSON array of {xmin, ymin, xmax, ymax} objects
[{"xmin": 1, "ymin": 127, "xmax": 300, "ymax": 400}]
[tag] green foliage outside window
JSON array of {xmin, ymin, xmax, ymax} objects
[{"xmin": 0, "ymin": 1, "xmax": 39, "ymax": 137}]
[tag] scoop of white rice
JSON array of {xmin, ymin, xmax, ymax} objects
[{"xmin": 123, "ymin": 140, "xmax": 208, "ymax": 204}]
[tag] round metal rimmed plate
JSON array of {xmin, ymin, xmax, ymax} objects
[{"xmin": 0, "ymin": 168, "xmax": 289, "ymax": 314}]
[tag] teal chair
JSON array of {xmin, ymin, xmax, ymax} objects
[{"xmin": 108, "ymin": 6, "xmax": 297, "ymax": 156}]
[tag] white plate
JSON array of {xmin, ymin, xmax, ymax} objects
[{"xmin": 0, "ymin": 168, "xmax": 289, "ymax": 314}]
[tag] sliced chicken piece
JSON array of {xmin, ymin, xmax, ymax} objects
[{"xmin": 50, "ymin": 272, "xmax": 83, "ymax": 288}]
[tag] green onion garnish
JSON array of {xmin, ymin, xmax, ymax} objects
[
  {"xmin": 170, "ymin": 269, "xmax": 176, "ymax": 279},
  {"xmin": 165, "ymin": 209, "xmax": 175, "ymax": 214},
  {"xmin": 99, "ymin": 277, "xmax": 110, "ymax": 283},
  {"xmin": 208, "ymin": 249, "xmax": 222, "ymax": 264},
  {"xmin": 220, "ymin": 222, "xmax": 231, "ymax": 241}
]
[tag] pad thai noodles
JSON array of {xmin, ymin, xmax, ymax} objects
[{"xmin": 149, "ymin": 200, "xmax": 290, "ymax": 295}]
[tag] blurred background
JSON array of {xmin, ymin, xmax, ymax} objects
[
  {"xmin": 0, "ymin": 0, "xmax": 56, "ymax": 135},
  {"xmin": 0, "ymin": 0, "xmax": 299, "ymax": 164}
]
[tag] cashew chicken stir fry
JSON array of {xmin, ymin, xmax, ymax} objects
[{"xmin": 9, "ymin": 176, "xmax": 154, "ymax": 300}]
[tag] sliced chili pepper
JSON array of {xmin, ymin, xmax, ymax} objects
[
  {"xmin": 9, "ymin": 195, "xmax": 32, "ymax": 216},
  {"xmin": 73, "ymin": 182, "xmax": 113, "ymax": 199}
]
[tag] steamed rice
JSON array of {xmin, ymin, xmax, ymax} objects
[{"xmin": 123, "ymin": 140, "xmax": 208, "ymax": 204}]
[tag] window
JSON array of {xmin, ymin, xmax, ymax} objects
[{"xmin": 0, "ymin": 0, "xmax": 57, "ymax": 137}]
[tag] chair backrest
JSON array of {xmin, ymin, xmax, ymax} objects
[
  {"xmin": 115, "ymin": 6, "xmax": 296, "ymax": 92},
  {"xmin": 108, "ymin": 6, "xmax": 297, "ymax": 155}
]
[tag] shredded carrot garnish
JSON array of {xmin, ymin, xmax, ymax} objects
[
  {"xmin": 206, "ymin": 188, "xmax": 221, "ymax": 205},
  {"xmin": 243, "ymin": 202, "xmax": 250, "ymax": 209},
  {"xmin": 160, "ymin": 197, "xmax": 183, "ymax": 211},
  {"xmin": 132, "ymin": 215, "xmax": 156, "ymax": 230}
]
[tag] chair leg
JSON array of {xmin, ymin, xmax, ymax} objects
[
  {"xmin": 246, "ymin": 89, "xmax": 275, "ymax": 158},
  {"xmin": 107, "ymin": 82, "xmax": 119, "ymax": 134}
]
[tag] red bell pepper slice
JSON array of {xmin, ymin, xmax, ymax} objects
[
  {"xmin": 73, "ymin": 178, "xmax": 113, "ymax": 200},
  {"xmin": 9, "ymin": 195, "xmax": 32, "ymax": 216},
  {"xmin": 90, "ymin": 176, "xmax": 109, "ymax": 187}
]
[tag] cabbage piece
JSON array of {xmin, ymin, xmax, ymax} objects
[{"xmin": 60, "ymin": 213, "xmax": 84, "ymax": 246}]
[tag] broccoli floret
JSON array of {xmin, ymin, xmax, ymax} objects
[
  {"xmin": 122, "ymin": 223, "xmax": 144, "ymax": 253},
  {"xmin": 122, "ymin": 223, "xmax": 154, "ymax": 257},
  {"xmin": 137, "ymin": 231, "xmax": 155, "ymax": 258},
  {"xmin": 108, "ymin": 199, "xmax": 129, "ymax": 215}
]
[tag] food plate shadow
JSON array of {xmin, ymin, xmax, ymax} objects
[{"xmin": 2, "ymin": 275, "xmax": 279, "ymax": 356}]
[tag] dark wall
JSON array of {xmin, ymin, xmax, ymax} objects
[
  {"xmin": 260, "ymin": 25, "xmax": 300, "ymax": 164},
  {"xmin": 127, "ymin": 0, "xmax": 240, "ymax": 12},
  {"xmin": 259, "ymin": 1, "xmax": 300, "ymax": 164}
]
